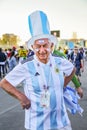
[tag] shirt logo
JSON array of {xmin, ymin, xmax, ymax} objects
[
  {"xmin": 35, "ymin": 72, "xmax": 40, "ymax": 76},
  {"xmin": 54, "ymin": 66, "xmax": 59, "ymax": 73}
]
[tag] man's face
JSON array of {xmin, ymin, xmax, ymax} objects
[
  {"xmin": 74, "ymin": 48, "xmax": 78, "ymax": 54},
  {"xmin": 32, "ymin": 38, "xmax": 53, "ymax": 63}
]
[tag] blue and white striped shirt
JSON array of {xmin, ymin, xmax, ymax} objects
[{"xmin": 5, "ymin": 54, "xmax": 74, "ymax": 130}]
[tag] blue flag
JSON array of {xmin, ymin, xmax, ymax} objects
[{"xmin": 63, "ymin": 86, "xmax": 83, "ymax": 116}]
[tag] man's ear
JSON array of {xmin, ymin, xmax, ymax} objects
[
  {"xmin": 31, "ymin": 45, "xmax": 34, "ymax": 50},
  {"xmin": 51, "ymin": 43, "xmax": 54, "ymax": 52},
  {"xmin": 51, "ymin": 42, "xmax": 54, "ymax": 48}
]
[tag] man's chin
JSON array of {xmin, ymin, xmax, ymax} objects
[
  {"xmin": 39, "ymin": 56, "xmax": 47, "ymax": 60},
  {"xmin": 39, "ymin": 57, "xmax": 46, "ymax": 60},
  {"xmin": 39, "ymin": 55, "xmax": 46, "ymax": 59}
]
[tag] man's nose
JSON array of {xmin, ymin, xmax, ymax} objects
[{"xmin": 39, "ymin": 46, "xmax": 45, "ymax": 52}]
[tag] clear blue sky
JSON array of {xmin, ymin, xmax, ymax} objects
[{"xmin": 0, "ymin": 0, "xmax": 87, "ymax": 42}]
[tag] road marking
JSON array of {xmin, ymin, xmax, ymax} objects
[{"xmin": 0, "ymin": 103, "xmax": 20, "ymax": 115}]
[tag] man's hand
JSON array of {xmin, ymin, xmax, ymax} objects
[
  {"xmin": 76, "ymin": 87, "xmax": 83, "ymax": 98},
  {"xmin": 19, "ymin": 95, "xmax": 31, "ymax": 109}
]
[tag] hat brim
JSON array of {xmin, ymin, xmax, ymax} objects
[{"xmin": 27, "ymin": 34, "xmax": 58, "ymax": 48}]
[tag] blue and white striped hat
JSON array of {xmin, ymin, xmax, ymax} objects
[{"xmin": 28, "ymin": 10, "xmax": 58, "ymax": 46}]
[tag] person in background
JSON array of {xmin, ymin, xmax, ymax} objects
[
  {"xmin": 12, "ymin": 46, "xmax": 18, "ymax": 56},
  {"xmin": 0, "ymin": 48, "xmax": 7, "ymax": 78},
  {"xmin": 58, "ymin": 46, "xmax": 63, "ymax": 53},
  {"xmin": 69, "ymin": 46, "xmax": 84, "ymax": 85},
  {"xmin": 27, "ymin": 48, "xmax": 34, "ymax": 58},
  {"xmin": 79, "ymin": 47, "xmax": 85, "ymax": 71},
  {"xmin": 8, "ymin": 51, "xmax": 17, "ymax": 71},
  {"xmin": 0, "ymin": 10, "xmax": 75, "ymax": 130},
  {"xmin": 18, "ymin": 46, "xmax": 27, "ymax": 63}
]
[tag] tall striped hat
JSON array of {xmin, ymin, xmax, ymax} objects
[{"xmin": 28, "ymin": 10, "xmax": 58, "ymax": 46}]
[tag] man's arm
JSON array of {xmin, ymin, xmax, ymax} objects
[
  {"xmin": 0, "ymin": 78, "xmax": 31, "ymax": 109},
  {"xmin": 53, "ymin": 50, "xmax": 67, "ymax": 58},
  {"xmin": 72, "ymin": 74, "xmax": 83, "ymax": 98},
  {"xmin": 64, "ymin": 67, "xmax": 76, "ymax": 87},
  {"xmin": 81, "ymin": 59, "xmax": 84, "ymax": 72},
  {"xmin": 72, "ymin": 74, "xmax": 80, "ymax": 88}
]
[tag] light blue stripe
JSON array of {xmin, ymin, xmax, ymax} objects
[
  {"xmin": 43, "ymin": 65, "xmax": 57, "ymax": 109},
  {"xmin": 43, "ymin": 65, "xmax": 57, "ymax": 128},
  {"xmin": 61, "ymin": 103, "xmax": 67, "ymax": 126},
  {"xmin": 40, "ymin": 11, "xmax": 49, "ymax": 34},
  {"xmin": 55, "ymin": 59, "xmax": 67, "ymax": 126},
  {"xmin": 50, "ymin": 80, "xmax": 57, "ymax": 128},
  {"xmin": 27, "ymin": 62, "xmax": 41, "ymax": 94},
  {"xmin": 43, "ymin": 65, "xmax": 50, "ymax": 84},
  {"xmin": 28, "ymin": 16, "xmax": 33, "ymax": 36},
  {"xmin": 36, "ymin": 111, "xmax": 44, "ymax": 130},
  {"xmin": 59, "ymin": 75, "xmax": 67, "ymax": 126},
  {"xmin": 50, "ymin": 72, "xmax": 57, "ymax": 128},
  {"xmin": 55, "ymin": 59, "xmax": 64, "ymax": 89},
  {"xmin": 50, "ymin": 86, "xmax": 57, "ymax": 110},
  {"xmin": 50, "ymin": 110, "xmax": 58, "ymax": 129},
  {"xmin": 27, "ymin": 62, "xmax": 44, "ymax": 130}
]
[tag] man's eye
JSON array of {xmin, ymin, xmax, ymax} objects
[
  {"xmin": 36, "ymin": 47, "xmax": 40, "ymax": 49},
  {"xmin": 35, "ymin": 46, "xmax": 40, "ymax": 49},
  {"xmin": 44, "ymin": 44, "xmax": 49, "ymax": 48}
]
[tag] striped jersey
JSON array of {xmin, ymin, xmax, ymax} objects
[{"xmin": 5, "ymin": 54, "xmax": 74, "ymax": 130}]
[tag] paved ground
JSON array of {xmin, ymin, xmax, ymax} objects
[
  {"xmin": 0, "ymin": 61, "xmax": 87, "ymax": 130},
  {"xmin": 69, "ymin": 60, "xmax": 87, "ymax": 130},
  {"xmin": 0, "ymin": 85, "xmax": 25, "ymax": 130}
]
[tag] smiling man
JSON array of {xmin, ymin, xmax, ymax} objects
[
  {"xmin": 32, "ymin": 38, "xmax": 53, "ymax": 63},
  {"xmin": 0, "ymin": 10, "xmax": 75, "ymax": 130}
]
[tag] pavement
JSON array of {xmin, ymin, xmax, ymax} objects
[
  {"xmin": 0, "ymin": 85, "xmax": 25, "ymax": 130},
  {"xmin": 0, "ymin": 61, "xmax": 87, "ymax": 130},
  {"xmin": 68, "ymin": 60, "xmax": 87, "ymax": 130}
]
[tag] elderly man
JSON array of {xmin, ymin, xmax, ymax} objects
[{"xmin": 0, "ymin": 10, "xmax": 75, "ymax": 130}]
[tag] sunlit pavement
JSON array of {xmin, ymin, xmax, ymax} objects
[{"xmin": 0, "ymin": 61, "xmax": 87, "ymax": 130}]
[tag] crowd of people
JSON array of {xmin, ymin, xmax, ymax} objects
[
  {"xmin": 57, "ymin": 46, "xmax": 86, "ymax": 85},
  {"xmin": 0, "ymin": 10, "xmax": 86, "ymax": 130},
  {"xmin": 0, "ymin": 46, "xmax": 34, "ymax": 78}
]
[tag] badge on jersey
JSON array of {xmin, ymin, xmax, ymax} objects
[{"xmin": 40, "ymin": 90, "xmax": 50, "ymax": 108}]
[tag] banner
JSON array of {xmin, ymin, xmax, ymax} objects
[{"xmin": 68, "ymin": 41, "xmax": 74, "ymax": 49}]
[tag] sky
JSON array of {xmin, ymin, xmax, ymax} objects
[{"xmin": 0, "ymin": 0, "xmax": 87, "ymax": 43}]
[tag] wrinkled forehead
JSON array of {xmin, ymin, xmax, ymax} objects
[{"xmin": 34, "ymin": 38, "xmax": 51, "ymax": 45}]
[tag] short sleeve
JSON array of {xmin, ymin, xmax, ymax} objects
[
  {"xmin": 5, "ymin": 63, "xmax": 28, "ymax": 87},
  {"xmin": 60, "ymin": 58, "xmax": 74, "ymax": 76}
]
